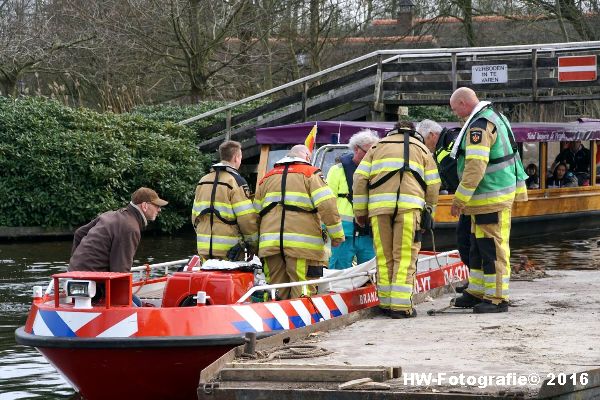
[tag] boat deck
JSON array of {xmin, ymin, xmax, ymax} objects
[{"xmin": 205, "ymin": 270, "xmax": 600, "ymax": 399}]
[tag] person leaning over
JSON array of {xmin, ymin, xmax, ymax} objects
[
  {"xmin": 69, "ymin": 187, "xmax": 168, "ymax": 306},
  {"xmin": 192, "ymin": 140, "xmax": 258, "ymax": 260},
  {"xmin": 326, "ymin": 129, "xmax": 380, "ymax": 269},
  {"xmin": 254, "ymin": 145, "xmax": 344, "ymax": 300},
  {"xmin": 417, "ymin": 119, "xmax": 471, "ymax": 290},
  {"xmin": 353, "ymin": 121, "xmax": 441, "ymax": 319},
  {"xmin": 449, "ymin": 87, "xmax": 528, "ymax": 313}
]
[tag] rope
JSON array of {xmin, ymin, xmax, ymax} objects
[{"xmin": 240, "ymin": 345, "xmax": 332, "ymax": 363}]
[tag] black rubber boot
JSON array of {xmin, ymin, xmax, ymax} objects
[
  {"xmin": 390, "ymin": 309, "xmax": 417, "ymax": 319},
  {"xmin": 453, "ymin": 291, "xmax": 482, "ymax": 308},
  {"xmin": 455, "ymin": 283, "xmax": 469, "ymax": 293},
  {"xmin": 473, "ymin": 300, "xmax": 508, "ymax": 313}
]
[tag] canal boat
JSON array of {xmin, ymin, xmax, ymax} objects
[
  {"xmin": 15, "ymin": 251, "xmax": 465, "ymax": 400},
  {"xmin": 256, "ymin": 119, "xmax": 600, "ymax": 246}
]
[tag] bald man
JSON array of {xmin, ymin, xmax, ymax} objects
[
  {"xmin": 254, "ymin": 144, "xmax": 344, "ymax": 299},
  {"xmin": 449, "ymin": 87, "xmax": 527, "ymax": 313}
]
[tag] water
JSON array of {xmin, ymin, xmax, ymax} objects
[
  {"xmin": 1, "ymin": 230, "xmax": 600, "ymax": 399},
  {"xmin": 0, "ymin": 235, "xmax": 196, "ymax": 399}
]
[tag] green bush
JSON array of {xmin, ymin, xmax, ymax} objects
[
  {"xmin": 0, "ymin": 97, "xmax": 211, "ymax": 233},
  {"xmin": 408, "ymin": 105, "xmax": 459, "ymax": 122},
  {"xmin": 131, "ymin": 100, "xmax": 270, "ymax": 140}
]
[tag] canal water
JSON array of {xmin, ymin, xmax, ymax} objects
[{"xmin": 1, "ymin": 230, "xmax": 600, "ymax": 399}]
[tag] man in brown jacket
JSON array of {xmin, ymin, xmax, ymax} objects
[
  {"xmin": 353, "ymin": 122, "xmax": 441, "ymax": 318},
  {"xmin": 192, "ymin": 140, "xmax": 258, "ymax": 260},
  {"xmin": 69, "ymin": 187, "xmax": 168, "ymax": 273},
  {"xmin": 255, "ymin": 145, "xmax": 344, "ymax": 299}
]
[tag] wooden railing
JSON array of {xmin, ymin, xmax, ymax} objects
[{"xmin": 182, "ymin": 41, "xmax": 600, "ymax": 151}]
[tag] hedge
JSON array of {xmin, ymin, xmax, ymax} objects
[{"xmin": 0, "ymin": 97, "xmax": 212, "ymax": 233}]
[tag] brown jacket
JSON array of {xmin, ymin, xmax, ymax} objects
[
  {"xmin": 192, "ymin": 163, "xmax": 258, "ymax": 259},
  {"xmin": 69, "ymin": 203, "xmax": 146, "ymax": 273},
  {"xmin": 254, "ymin": 158, "xmax": 344, "ymax": 262}
]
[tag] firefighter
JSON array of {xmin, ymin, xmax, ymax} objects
[
  {"xmin": 192, "ymin": 140, "xmax": 258, "ymax": 260},
  {"xmin": 326, "ymin": 129, "xmax": 380, "ymax": 269},
  {"xmin": 449, "ymin": 87, "xmax": 528, "ymax": 313},
  {"xmin": 353, "ymin": 122, "xmax": 441, "ymax": 318},
  {"xmin": 417, "ymin": 119, "xmax": 471, "ymax": 288},
  {"xmin": 255, "ymin": 145, "xmax": 344, "ymax": 299}
]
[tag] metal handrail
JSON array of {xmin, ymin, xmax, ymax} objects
[
  {"xmin": 178, "ymin": 41, "xmax": 600, "ymax": 126},
  {"xmin": 236, "ymin": 269, "xmax": 377, "ymax": 303},
  {"xmin": 130, "ymin": 259, "xmax": 189, "ymax": 276}
]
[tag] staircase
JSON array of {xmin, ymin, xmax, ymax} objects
[{"xmin": 181, "ymin": 41, "xmax": 600, "ymax": 158}]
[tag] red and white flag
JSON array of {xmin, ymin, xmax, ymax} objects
[{"xmin": 558, "ymin": 55, "xmax": 597, "ymax": 82}]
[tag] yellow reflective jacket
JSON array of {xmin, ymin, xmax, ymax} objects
[
  {"xmin": 254, "ymin": 158, "xmax": 344, "ymax": 262},
  {"xmin": 192, "ymin": 163, "xmax": 258, "ymax": 259},
  {"xmin": 353, "ymin": 130, "xmax": 441, "ymax": 218}
]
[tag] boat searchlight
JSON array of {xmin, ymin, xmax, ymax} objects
[{"xmin": 66, "ymin": 280, "xmax": 96, "ymax": 309}]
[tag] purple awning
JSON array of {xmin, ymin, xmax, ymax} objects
[{"xmin": 256, "ymin": 120, "xmax": 600, "ymax": 144}]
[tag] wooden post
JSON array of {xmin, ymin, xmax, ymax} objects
[
  {"xmin": 371, "ymin": 54, "xmax": 385, "ymax": 121},
  {"xmin": 302, "ymin": 82, "xmax": 308, "ymax": 122},
  {"xmin": 540, "ymin": 142, "xmax": 547, "ymax": 190},
  {"xmin": 256, "ymin": 145, "xmax": 270, "ymax": 182},
  {"xmin": 451, "ymin": 53, "xmax": 458, "ymax": 91},
  {"xmin": 532, "ymin": 49, "xmax": 538, "ymax": 102},
  {"xmin": 225, "ymin": 109, "xmax": 232, "ymax": 141},
  {"xmin": 592, "ymin": 141, "xmax": 597, "ymax": 186}
]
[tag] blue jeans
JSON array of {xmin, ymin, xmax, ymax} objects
[{"xmin": 329, "ymin": 235, "xmax": 375, "ymax": 269}]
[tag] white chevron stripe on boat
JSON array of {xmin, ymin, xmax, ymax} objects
[
  {"xmin": 311, "ymin": 297, "xmax": 331, "ymax": 320},
  {"xmin": 56, "ymin": 311, "xmax": 100, "ymax": 332},
  {"xmin": 32, "ymin": 313, "xmax": 53, "ymax": 336},
  {"xmin": 232, "ymin": 305, "xmax": 264, "ymax": 332},
  {"xmin": 290, "ymin": 300, "xmax": 312, "ymax": 326},
  {"xmin": 97, "ymin": 313, "xmax": 138, "ymax": 338},
  {"xmin": 330, "ymin": 294, "xmax": 348, "ymax": 315},
  {"xmin": 264, "ymin": 303, "xmax": 290, "ymax": 330}
]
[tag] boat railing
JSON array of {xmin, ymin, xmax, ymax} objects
[
  {"xmin": 236, "ymin": 269, "xmax": 377, "ymax": 303},
  {"xmin": 42, "ymin": 259, "xmax": 191, "ymax": 298}
]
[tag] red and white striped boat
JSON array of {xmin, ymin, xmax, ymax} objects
[{"xmin": 15, "ymin": 251, "xmax": 466, "ymax": 400}]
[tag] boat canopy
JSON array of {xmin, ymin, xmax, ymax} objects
[{"xmin": 256, "ymin": 119, "xmax": 600, "ymax": 145}]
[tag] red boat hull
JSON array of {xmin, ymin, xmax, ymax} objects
[{"xmin": 39, "ymin": 344, "xmax": 233, "ymax": 400}]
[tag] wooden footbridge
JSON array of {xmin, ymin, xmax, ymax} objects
[{"xmin": 180, "ymin": 41, "xmax": 600, "ymax": 165}]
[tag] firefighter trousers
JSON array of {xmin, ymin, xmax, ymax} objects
[
  {"xmin": 263, "ymin": 254, "xmax": 323, "ymax": 300},
  {"xmin": 465, "ymin": 208, "xmax": 511, "ymax": 304},
  {"xmin": 371, "ymin": 210, "xmax": 421, "ymax": 312}
]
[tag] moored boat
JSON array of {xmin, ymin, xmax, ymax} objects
[
  {"xmin": 15, "ymin": 251, "xmax": 465, "ymax": 400},
  {"xmin": 255, "ymin": 119, "xmax": 600, "ymax": 246}
]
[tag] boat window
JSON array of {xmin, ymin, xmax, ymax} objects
[
  {"xmin": 546, "ymin": 140, "xmax": 591, "ymax": 188},
  {"xmin": 319, "ymin": 148, "xmax": 350, "ymax": 176},
  {"xmin": 266, "ymin": 149, "xmax": 289, "ymax": 171},
  {"xmin": 521, "ymin": 142, "xmax": 540, "ymax": 189}
]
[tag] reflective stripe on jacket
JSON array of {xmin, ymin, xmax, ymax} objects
[
  {"xmin": 454, "ymin": 107, "xmax": 528, "ymax": 215},
  {"xmin": 353, "ymin": 132, "xmax": 441, "ymax": 218},
  {"xmin": 192, "ymin": 163, "xmax": 258, "ymax": 258},
  {"xmin": 255, "ymin": 160, "xmax": 344, "ymax": 262}
]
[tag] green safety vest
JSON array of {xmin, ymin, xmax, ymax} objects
[{"xmin": 456, "ymin": 107, "xmax": 528, "ymax": 208}]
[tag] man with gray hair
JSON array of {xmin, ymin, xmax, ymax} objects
[{"xmin": 326, "ymin": 129, "xmax": 380, "ymax": 269}]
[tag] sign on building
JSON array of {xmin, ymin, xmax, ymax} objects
[
  {"xmin": 471, "ymin": 65, "xmax": 508, "ymax": 84},
  {"xmin": 558, "ymin": 56, "xmax": 597, "ymax": 82}
]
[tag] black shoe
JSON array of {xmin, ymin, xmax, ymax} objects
[
  {"xmin": 455, "ymin": 283, "xmax": 469, "ymax": 293},
  {"xmin": 454, "ymin": 292, "xmax": 482, "ymax": 308},
  {"xmin": 389, "ymin": 309, "xmax": 417, "ymax": 319},
  {"xmin": 473, "ymin": 300, "xmax": 508, "ymax": 313},
  {"xmin": 379, "ymin": 308, "xmax": 391, "ymax": 316}
]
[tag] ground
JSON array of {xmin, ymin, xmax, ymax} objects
[{"xmin": 254, "ymin": 270, "xmax": 600, "ymax": 396}]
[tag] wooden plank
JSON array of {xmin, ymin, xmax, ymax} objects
[
  {"xmin": 307, "ymin": 65, "xmax": 377, "ymax": 98},
  {"xmin": 338, "ymin": 378, "xmax": 373, "ymax": 390},
  {"xmin": 231, "ymin": 92, "xmax": 302, "ymax": 126},
  {"xmin": 256, "ymin": 145, "xmax": 270, "ymax": 183},
  {"xmin": 199, "ymin": 308, "xmax": 379, "ymax": 386},
  {"xmin": 537, "ymin": 368, "xmax": 600, "ymax": 399},
  {"xmin": 306, "ymin": 86, "xmax": 374, "ymax": 117},
  {"xmin": 385, "ymin": 93, "xmax": 600, "ymax": 106},
  {"xmin": 219, "ymin": 367, "xmax": 390, "ymax": 382},
  {"xmin": 227, "ymin": 363, "xmax": 393, "ymax": 370}
]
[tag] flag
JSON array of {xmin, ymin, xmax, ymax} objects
[{"xmin": 304, "ymin": 123, "xmax": 317, "ymax": 153}]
